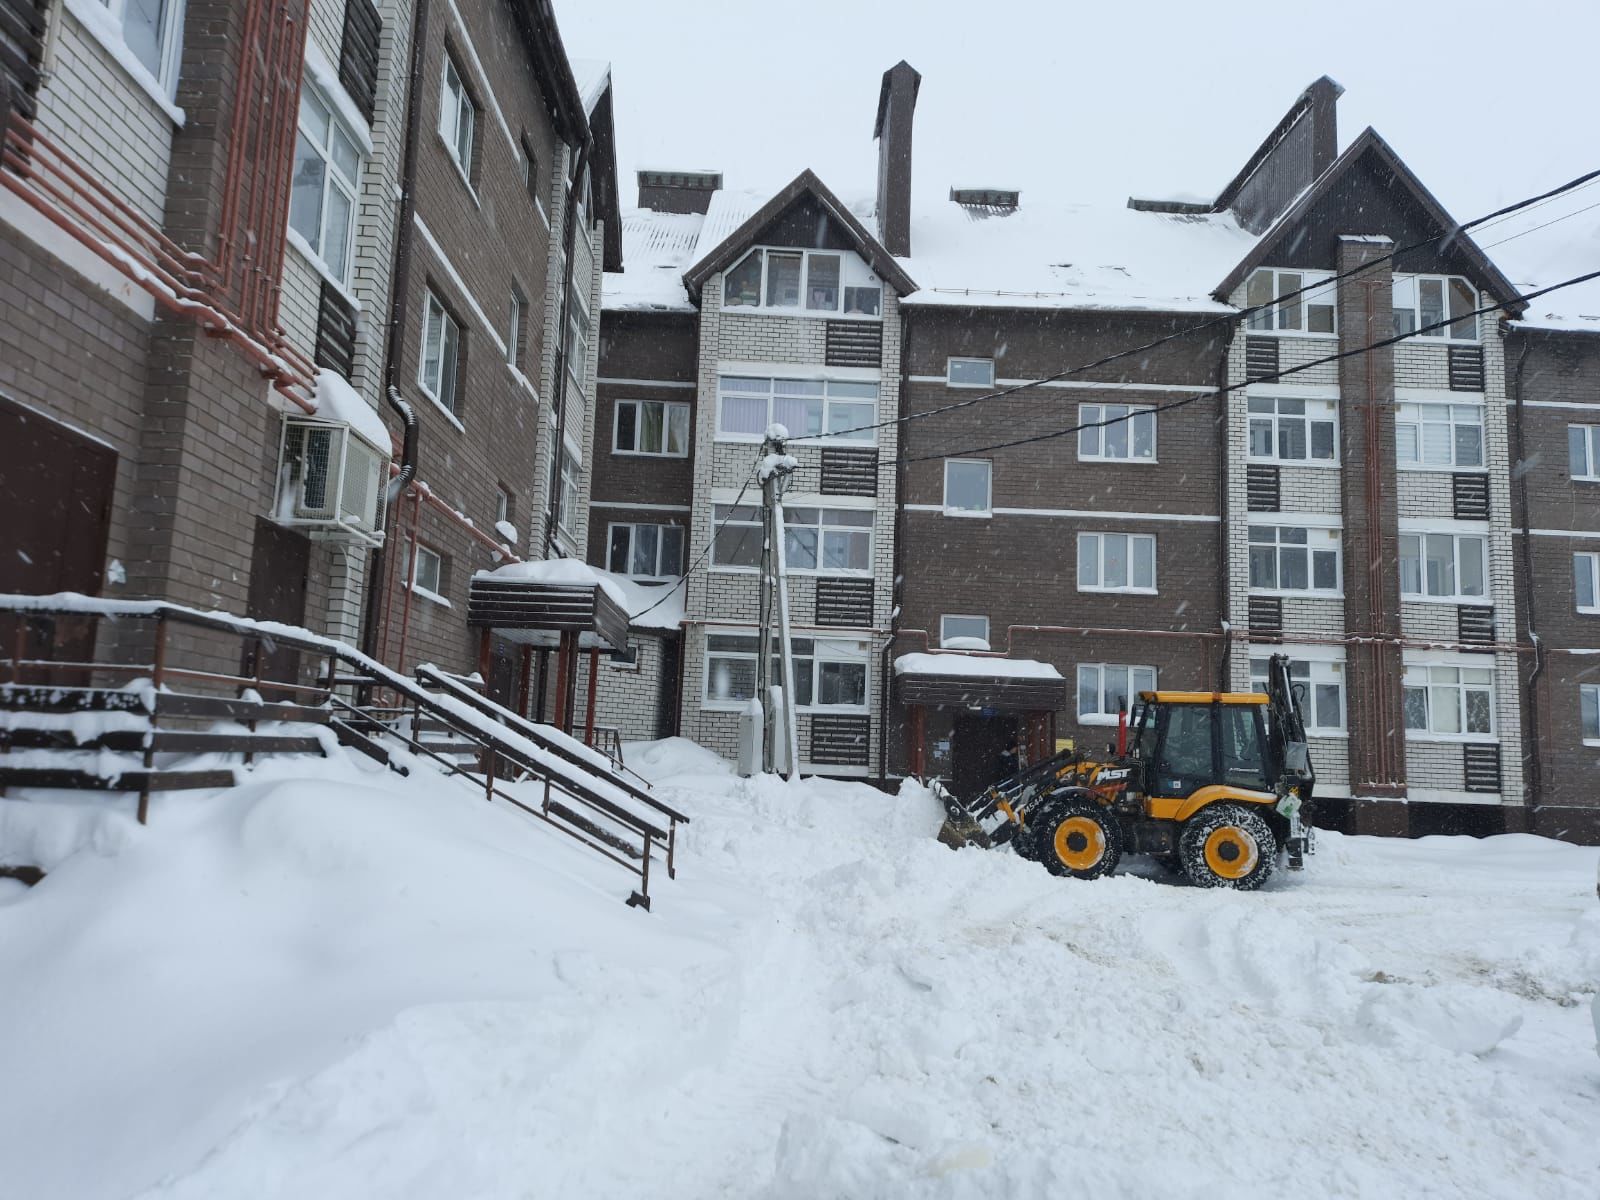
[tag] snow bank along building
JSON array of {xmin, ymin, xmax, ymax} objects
[
  {"xmin": 595, "ymin": 65, "xmax": 1600, "ymax": 842},
  {"xmin": 0, "ymin": 0, "xmax": 615, "ymax": 697}
]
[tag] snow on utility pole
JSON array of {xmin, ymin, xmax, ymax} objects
[{"xmin": 758, "ymin": 426, "xmax": 801, "ymax": 780}]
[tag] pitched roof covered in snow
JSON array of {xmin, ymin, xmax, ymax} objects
[
  {"xmin": 603, "ymin": 209, "xmax": 705, "ymax": 311},
  {"xmin": 898, "ymin": 200, "xmax": 1258, "ymax": 313}
]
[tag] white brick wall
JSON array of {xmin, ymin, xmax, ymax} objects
[
  {"xmin": 36, "ymin": 6, "xmax": 177, "ymax": 226},
  {"xmin": 571, "ymin": 636, "xmax": 670, "ymax": 741}
]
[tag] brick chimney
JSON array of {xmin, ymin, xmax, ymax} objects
[
  {"xmin": 636, "ymin": 169, "xmax": 722, "ymax": 215},
  {"xmin": 1212, "ymin": 75, "xmax": 1344, "ymax": 235},
  {"xmin": 873, "ymin": 61, "xmax": 920, "ymax": 257}
]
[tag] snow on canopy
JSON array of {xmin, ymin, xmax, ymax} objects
[
  {"xmin": 479, "ymin": 558, "xmax": 684, "ymax": 630},
  {"xmin": 897, "ymin": 199, "xmax": 1259, "ymax": 312},
  {"xmin": 310, "ymin": 368, "xmax": 391, "ymax": 452},
  {"xmin": 893, "ymin": 652, "xmax": 1063, "ymax": 680}
]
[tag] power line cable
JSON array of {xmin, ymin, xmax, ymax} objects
[
  {"xmin": 783, "ymin": 164, "xmax": 1600, "ymax": 446},
  {"xmin": 627, "ymin": 456, "xmax": 762, "ymax": 622}
]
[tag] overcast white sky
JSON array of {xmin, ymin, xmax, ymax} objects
[{"xmin": 556, "ymin": 0, "xmax": 1600, "ymax": 310}]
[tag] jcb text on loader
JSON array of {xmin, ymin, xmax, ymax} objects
[{"xmin": 938, "ymin": 654, "xmax": 1316, "ymax": 890}]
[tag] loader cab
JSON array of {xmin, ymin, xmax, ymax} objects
[{"xmin": 1128, "ymin": 692, "xmax": 1273, "ymax": 797}]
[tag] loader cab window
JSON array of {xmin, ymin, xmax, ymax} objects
[
  {"xmin": 1218, "ymin": 705, "xmax": 1270, "ymax": 791},
  {"xmin": 1149, "ymin": 704, "xmax": 1213, "ymax": 796}
]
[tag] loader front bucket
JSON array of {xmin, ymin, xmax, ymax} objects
[{"xmin": 932, "ymin": 780, "xmax": 1000, "ymax": 850}]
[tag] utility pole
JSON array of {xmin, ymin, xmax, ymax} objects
[{"xmin": 757, "ymin": 426, "xmax": 801, "ymax": 779}]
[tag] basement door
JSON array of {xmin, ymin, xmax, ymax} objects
[
  {"xmin": 0, "ymin": 397, "xmax": 116, "ymax": 679},
  {"xmin": 245, "ymin": 518, "xmax": 310, "ymax": 692}
]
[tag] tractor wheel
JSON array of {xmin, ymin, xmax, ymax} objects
[
  {"xmin": 1011, "ymin": 821, "xmax": 1043, "ymax": 861},
  {"xmin": 1178, "ymin": 804, "xmax": 1278, "ymax": 891},
  {"xmin": 1035, "ymin": 800, "xmax": 1123, "ymax": 880}
]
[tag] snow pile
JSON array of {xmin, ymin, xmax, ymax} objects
[
  {"xmin": 309, "ymin": 369, "xmax": 392, "ymax": 453},
  {"xmin": 1, "ymin": 738, "xmax": 1597, "ymax": 1197}
]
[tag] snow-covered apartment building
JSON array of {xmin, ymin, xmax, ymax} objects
[
  {"xmin": 595, "ymin": 65, "xmax": 1600, "ymax": 842},
  {"xmin": 0, "ymin": 0, "xmax": 614, "ymax": 690}
]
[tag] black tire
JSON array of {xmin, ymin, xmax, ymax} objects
[
  {"xmin": 1033, "ymin": 798, "xmax": 1123, "ymax": 880},
  {"xmin": 1011, "ymin": 820, "xmax": 1043, "ymax": 861},
  {"xmin": 1178, "ymin": 804, "xmax": 1278, "ymax": 891}
]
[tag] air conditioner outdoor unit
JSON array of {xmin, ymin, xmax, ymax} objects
[{"xmin": 275, "ymin": 415, "xmax": 387, "ymax": 546}]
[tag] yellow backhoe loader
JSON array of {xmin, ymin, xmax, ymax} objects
[{"xmin": 937, "ymin": 654, "xmax": 1315, "ymax": 890}]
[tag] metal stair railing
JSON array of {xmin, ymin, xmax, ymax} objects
[{"xmin": 0, "ymin": 594, "xmax": 685, "ymax": 909}]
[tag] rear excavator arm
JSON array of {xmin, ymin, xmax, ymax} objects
[{"xmin": 1264, "ymin": 653, "xmax": 1316, "ymax": 869}]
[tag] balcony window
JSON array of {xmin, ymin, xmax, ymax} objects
[
  {"xmin": 1393, "ymin": 275, "xmax": 1478, "ymax": 341},
  {"xmin": 704, "ymin": 634, "xmax": 868, "ymax": 710},
  {"xmin": 783, "ymin": 507, "xmax": 873, "ymax": 574},
  {"xmin": 1248, "ymin": 396, "xmax": 1337, "ymax": 463},
  {"xmin": 1250, "ymin": 656, "xmax": 1346, "ymax": 734},
  {"xmin": 1399, "ymin": 532, "xmax": 1488, "ymax": 603},
  {"xmin": 716, "ymin": 376, "xmax": 876, "ymax": 442},
  {"xmin": 1248, "ymin": 524, "xmax": 1341, "ymax": 595},
  {"xmin": 1403, "ymin": 662, "xmax": 1494, "ymax": 738},
  {"xmin": 1397, "ymin": 403, "xmax": 1483, "ymax": 469},
  {"xmin": 289, "ymin": 82, "xmax": 362, "ymax": 284},
  {"xmin": 723, "ymin": 247, "xmax": 882, "ymax": 318},
  {"xmin": 1244, "ymin": 268, "xmax": 1337, "ymax": 335}
]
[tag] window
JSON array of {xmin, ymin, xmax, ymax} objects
[
  {"xmin": 946, "ymin": 358, "xmax": 995, "ymax": 388},
  {"xmin": 519, "ymin": 133, "xmax": 541, "ymax": 209},
  {"xmin": 614, "ymin": 400, "xmax": 690, "ymax": 456},
  {"xmin": 418, "ymin": 291, "xmax": 462, "ymax": 416},
  {"xmin": 97, "ymin": 0, "xmax": 186, "ymax": 94},
  {"xmin": 1247, "ymin": 396, "xmax": 1337, "ymax": 463},
  {"xmin": 1249, "ymin": 656, "xmax": 1346, "ymax": 734},
  {"xmin": 495, "ymin": 487, "xmax": 512, "ymax": 527},
  {"xmin": 438, "ymin": 54, "xmax": 476, "ymax": 180},
  {"xmin": 1396, "ymin": 403, "xmax": 1483, "ymax": 469},
  {"xmin": 783, "ymin": 507, "xmax": 873, "ymax": 573},
  {"xmin": 943, "ymin": 460, "xmax": 991, "ymax": 516},
  {"xmin": 703, "ymin": 634, "xmax": 869, "ymax": 710},
  {"xmin": 406, "ymin": 543, "xmax": 445, "ymax": 601},
  {"xmin": 716, "ymin": 376, "xmax": 876, "ymax": 442},
  {"xmin": 609, "ymin": 523, "xmax": 685, "ymax": 578},
  {"xmin": 1393, "ymin": 275, "xmax": 1478, "ymax": 341},
  {"xmin": 288, "ymin": 84, "xmax": 362, "ymax": 284},
  {"xmin": 1583, "ymin": 684, "xmax": 1600, "ymax": 743},
  {"xmin": 940, "ymin": 615, "xmax": 990, "ymax": 649},
  {"xmin": 1569, "ymin": 425, "xmax": 1600, "ymax": 481},
  {"xmin": 1079, "ymin": 404, "xmax": 1156, "ymax": 462},
  {"xmin": 1245, "ymin": 268, "xmax": 1337, "ymax": 335},
  {"xmin": 557, "ymin": 444, "xmax": 580, "ymax": 536},
  {"xmin": 507, "ymin": 288, "xmax": 525, "ymax": 369},
  {"xmin": 711, "ymin": 504, "xmax": 762, "ymax": 568},
  {"xmin": 1399, "ymin": 532, "xmax": 1488, "ymax": 602},
  {"xmin": 1248, "ymin": 524, "xmax": 1341, "ymax": 594},
  {"xmin": 1403, "ymin": 662, "xmax": 1494, "ymax": 738},
  {"xmin": 1576, "ymin": 552, "xmax": 1600, "ymax": 613},
  {"xmin": 1077, "ymin": 532, "xmax": 1156, "ymax": 593},
  {"xmin": 1077, "ymin": 663, "xmax": 1156, "ymax": 723},
  {"xmin": 722, "ymin": 248, "xmax": 882, "ymax": 317}
]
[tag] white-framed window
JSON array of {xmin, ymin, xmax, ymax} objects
[
  {"xmin": 1079, "ymin": 404, "xmax": 1156, "ymax": 462},
  {"xmin": 507, "ymin": 288, "xmax": 525, "ymax": 368},
  {"xmin": 710, "ymin": 504, "xmax": 762, "ymax": 569},
  {"xmin": 556, "ymin": 443, "xmax": 581, "ymax": 537},
  {"xmin": 418, "ymin": 291, "xmax": 463, "ymax": 417},
  {"xmin": 1247, "ymin": 396, "xmax": 1337, "ymax": 463},
  {"xmin": 288, "ymin": 82, "xmax": 362, "ymax": 285},
  {"xmin": 703, "ymin": 634, "xmax": 869, "ymax": 711},
  {"xmin": 1245, "ymin": 268, "xmax": 1337, "ymax": 335},
  {"xmin": 716, "ymin": 376, "xmax": 876, "ymax": 443},
  {"xmin": 1399, "ymin": 531, "xmax": 1488, "ymax": 603},
  {"xmin": 96, "ymin": 0, "xmax": 186, "ymax": 96},
  {"xmin": 1575, "ymin": 552, "xmax": 1600, "ymax": 614},
  {"xmin": 1250, "ymin": 655, "xmax": 1346, "ymax": 735},
  {"xmin": 946, "ymin": 358, "xmax": 995, "ymax": 388},
  {"xmin": 438, "ymin": 53, "xmax": 476, "ymax": 182},
  {"xmin": 1403, "ymin": 661, "xmax": 1495, "ymax": 739},
  {"xmin": 608, "ymin": 522, "xmax": 685, "ymax": 579},
  {"xmin": 406, "ymin": 542, "xmax": 447, "ymax": 604},
  {"xmin": 1078, "ymin": 532, "xmax": 1156, "ymax": 593},
  {"xmin": 614, "ymin": 399, "xmax": 690, "ymax": 456},
  {"xmin": 1568, "ymin": 425, "xmax": 1600, "ymax": 481},
  {"xmin": 784, "ymin": 506, "xmax": 873, "ymax": 574},
  {"xmin": 722, "ymin": 248, "xmax": 882, "ymax": 317},
  {"xmin": 1396, "ymin": 402, "xmax": 1483, "ymax": 470},
  {"xmin": 1582, "ymin": 684, "xmax": 1600, "ymax": 743},
  {"xmin": 940, "ymin": 614, "xmax": 990, "ymax": 649},
  {"xmin": 943, "ymin": 460, "xmax": 991, "ymax": 516},
  {"xmin": 1248, "ymin": 523, "xmax": 1341, "ymax": 595},
  {"xmin": 1077, "ymin": 663, "xmax": 1156, "ymax": 724},
  {"xmin": 1393, "ymin": 275, "xmax": 1478, "ymax": 341}
]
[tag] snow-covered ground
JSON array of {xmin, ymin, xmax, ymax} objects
[{"xmin": 1, "ymin": 740, "xmax": 1596, "ymax": 1198}]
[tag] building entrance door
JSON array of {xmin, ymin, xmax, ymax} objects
[
  {"xmin": 245, "ymin": 518, "xmax": 310, "ymax": 692},
  {"xmin": 0, "ymin": 397, "xmax": 117, "ymax": 682},
  {"xmin": 951, "ymin": 712, "xmax": 1019, "ymax": 801}
]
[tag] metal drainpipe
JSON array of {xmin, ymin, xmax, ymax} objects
[
  {"xmin": 360, "ymin": 0, "xmax": 431, "ymax": 660},
  {"xmin": 882, "ymin": 303, "xmax": 911, "ymax": 785},
  {"xmin": 1510, "ymin": 334, "xmax": 1544, "ymax": 816},
  {"xmin": 542, "ymin": 139, "xmax": 593, "ymax": 560}
]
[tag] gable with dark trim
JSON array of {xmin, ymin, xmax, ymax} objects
[
  {"xmin": 683, "ymin": 169, "xmax": 917, "ymax": 301},
  {"xmin": 1214, "ymin": 129, "xmax": 1524, "ymax": 317}
]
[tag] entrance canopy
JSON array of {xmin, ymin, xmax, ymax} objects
[
  {"xmin": 893, "ymin": 651, "xmax": 1067, "ymax": 712},
  {"xmin": 469, "ymin": 560, "xmax": 636, "ymax": 652}
]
